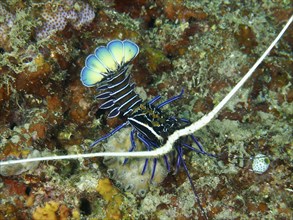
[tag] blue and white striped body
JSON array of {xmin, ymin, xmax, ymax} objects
[
  {"xmin": 80, "ymin": 39, "xmax": 212, "ymax": 219},
  {"xmin": 81, "ymin": 39, "xmax": 142, "ymax": 118}
]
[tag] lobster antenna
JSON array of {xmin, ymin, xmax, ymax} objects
[{"xmin": 0, "ymin": 15, "xmax": 292, "ymax": 166}]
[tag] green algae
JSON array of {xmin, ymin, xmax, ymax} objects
[{"xmin": 0, "ymin": 4, "xmax": 40, "ymax": 74}]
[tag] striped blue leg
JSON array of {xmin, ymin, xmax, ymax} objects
[
  {"xmin": 190, "ymin": 135, "xmax": 218, "ymax": 158},
  {"xmin": 150, "ymin": 158, "xmax": 157, "ymax": 182},
  {"xmin": 175, "ymin": 145, "xmax": 208, "ymax": 220},
  {"xmin": 137, "ymin": 134, "xmax": 151, "ymax": 175},
  {"xmin": 148, "ymin": 95, "xmax": 161, "ymax": 105},
  {"xmin": 141, "ymin": 158, "xmax": 149, "ymax": 175},
  {"xmin": 174, "ymin": 146, "xmax": 182, "ymax": 175},
  {"xmin": 137, "ymin": 133, "xmax": 152, "ymax": 150},
  {"xmin": 190, "ymin": 135, "xmax": 204, "ymax": 152},
  {"xmin": 182, "ymin": 143, "xmax": 217, "ymax": 158},
  {"xmin": 163, "ymin": 155, "xmax": 171, "ymax": 173},
  {"xmin": 180, "ymin": 118, "xmax": 191, "ymax": 124},
  {"xmin": 157, "ymin": 89, "xmax": 184, "ymax": 109},
  {"xmin": 90, "ymin": 122, "xmax": 128, "ymax": 148},
  {"xmin": 123, "ymin": 129, "xmax": 136, "ymax": 165}
]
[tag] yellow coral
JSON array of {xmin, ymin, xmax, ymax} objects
[
  {"xmin": 71, "ymin": 209, "xmax": 80, "ymax": 220},
  {"xmin": 26, "ymin": 194, "xmax": 35, "ymax": 207},
  {"xmin": 32, "ymin": 201, "xmax": 59, "ymax": 220},
  {"xmin": 96, "ymin": 178, "xmax": 119, "ymax": 202},
  {"xmin": 34, "ymin": 54, "xmax": 45, "ymax": 67},
  {"xmin": 106, "ymin": 194, "xmax": 123, "ymax": 220},
  {"xmin": 96, "ymin": 178, "xmax": 124, "ymax": 220}
]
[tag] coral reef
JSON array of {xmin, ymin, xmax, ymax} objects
[
  {"xmin": 0, "ymin": 0, "xmax": 292, "ymax": 219},
  {"xmin": 36, "ymin": 0, "xmax": 95, "ymax": 39}
]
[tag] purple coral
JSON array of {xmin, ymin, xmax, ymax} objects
[
  {"xmin": 73, "ymin": 3, "xmax": 95, "ymax": 30},
  {"xmin": 36, "ymin": 1, "xmax": 95, "ymax": 39}
]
